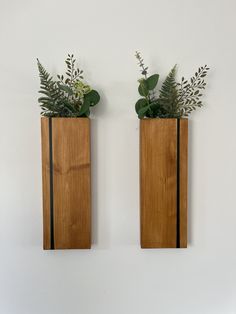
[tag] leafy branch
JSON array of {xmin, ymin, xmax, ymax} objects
[
  {"xmin": 37, "ymin": 54, "xmax": 100, "ymax": 117},
  {"xmin": 134, "ymin": 51, "xmax": 210, "ymax": 119},
  {"xmin": 176, "ymin": 65, "xmax": 209, "ymax": 116},
  {"xmin": 135, "ymin": 51, "xmax": 160, "ymax": 118}
]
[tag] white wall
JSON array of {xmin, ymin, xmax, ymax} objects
[{"xmin": 0, "ymin": 0, "xmax": 236, "ymax": 313}]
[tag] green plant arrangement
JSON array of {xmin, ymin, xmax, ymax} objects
[
  {"xmin": 37, "ymin": 54, "xmax": 100, "ymax": 117},
  {"xmin": 134, "ymin": 51, "xmax": 209, "ymax": 119}
]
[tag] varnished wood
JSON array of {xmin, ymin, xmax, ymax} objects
[
  {"xmin": 41, "ymin": 117, "xmax": 91, "ymax": 249},
  {"xmin": 41, "ymin": 118, "xmax": 51, "ymax": 249},
  {"xmin": 140, "ymin": 119, "xmax": 188, "ymax": 248},
  {"xmin": 179, "ymin": 119, "xmax": 188, "ymax": 248}
]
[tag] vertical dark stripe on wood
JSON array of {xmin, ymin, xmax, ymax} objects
[
  {"xmin": 176, "ymin": 119, "xmax": 180, "ymax": 248},
  {"xmin": 49, "ymin": 118, "xmax": 55, "ymax": 250}
]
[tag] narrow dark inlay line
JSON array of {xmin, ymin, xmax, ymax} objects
[
  {"xmin": 49, "ymin": 117, "xmax": 55, "ymax": 250},
  {"xmin": 176, "ymin": 119, "xmax": 180, "ymax": 248}
]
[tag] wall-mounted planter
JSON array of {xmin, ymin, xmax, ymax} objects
[
  {"xmin": 140, "ymin": 118, "xmax": 188, "ymax": 248},
  {"xmin": 41, "ymin": 117, "xmax": 91, "ymax": 250}
]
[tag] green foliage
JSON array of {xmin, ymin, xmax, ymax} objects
[
  {"xmin": 146, "ymin": 74, "xmax": 159, "ymax": 90},
  {"xmin": 37, "ymin": 54, "xmax": 100, "ymax": 117},
  {"xmin": 134, "ymin": 51, "xmax": 209, "ymax": 119},
  {"xmin": 175, "ymin": 65, "xmax": 209, "ymax": 117},
  {"xmin": 135, "ymin": 98, "xmax": 148, "ymax": 113},
  {"xmin": 158, "ymin": 65, "xmax": 180, "ymax": 118},
  {"xmin": 138, "ymin": 79, "xmax": 149, "ymax": 97}
]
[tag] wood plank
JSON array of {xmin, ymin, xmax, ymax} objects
[
  {"xmin": 140, "ymin": 119, "xmax": 188, "ymax": 248},
  {"xmin": 41, "ymin": 117, "xmax": 51, "ymax": 249},
  {"xmin": 41, "ymin": 117, "xmax": 91, "ymax": 249},
  {"xmin": 179, "ymin": 119, "xmax": 188, "ymax": 248},
  {"xmin": 140, "ymin": 119, "xmax": 177, "ymax": 248}
]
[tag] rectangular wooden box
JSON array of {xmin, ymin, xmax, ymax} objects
[
  {"xmin": 140, "ymin": 119, "xmax": 188, "ymax": 248},
  {"xmin": 41, "ymin": 117, "xmax": 91, "ymax": 249}
]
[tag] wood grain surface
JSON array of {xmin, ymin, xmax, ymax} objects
[
  {"xmin": 41, "ymin": 117, "xmax": 91, "ymax": 249},
  {"xmin": 179, "ymin": 119, "xmax": 188, "ymax": 248},
  {"xmin": 140, "ymin": 119, "xmax": 188, "ymax": 248},
  {"xmin": 41, "ymin": 118, "xmax": 51, "ymax": 249}
]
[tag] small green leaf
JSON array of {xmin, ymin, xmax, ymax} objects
[
  {"xmin": 137, "ymin": 105, "xmax": 150, "ymax": 119},
  {"xmin": 84, "ymin": 90, "xmax": 100, "ymax": 106},
  {"xmin": 146, "ymin": 74, "xmax": 159, "ymax": 90},
  {"xmin": 84, "ymin": 109, "xmax": 90, "ymax": 117},
  {"xmin": 135, "ymin": 98, "xmax": 148, "ymax": 114},
  {"xmin": 58, "ymin": 84, "xmax": 73, "ymax": 95},
  {"xmin": 38, "ymin": 97, "xmax": 51, "ymax": 102},
  {"xmin": 138, "ymin": 79, "xmax": 148, "ymax": 96},
  {"xmin": 78, "ymin": 99, "xmax": 90, "ymax": 116}
]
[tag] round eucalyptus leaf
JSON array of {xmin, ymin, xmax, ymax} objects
[
  {"xmin": 135, "ymin": 98, "xmax": 148, "ymax": 114},
  {"xmin": 138, "ymin": 80, "xmax": 149, "ymax": 97},
  {"xmin": 138, "ymin": 105, "xmax": 150, "ymax": 119},
  {"xmin": 146, "ymin": 74, "xmax": 159, "ymax": 90},
  {"xmin": 84, "ymin": 90, "xmax": 100, "ymax": 106}
]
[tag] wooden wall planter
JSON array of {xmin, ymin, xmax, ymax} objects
[
  {"xmin": 140, "ymin": 119, "xmax": 188, "ymax": 248},
  {"xmin": 41, "ymin": 117, "xmax": 91, "ymax": 250}
]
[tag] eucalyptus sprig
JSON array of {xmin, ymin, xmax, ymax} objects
[
  {"xmin": 37, "ymin": 54, "xmax": 100, "ymax": 117},
  {"xmin": 134, "ymin": 51, "xmax": 209, "ymax": 119},
  {"xmin": 135, "ymin": 51, "xmax": 160, "ymax": 118}
]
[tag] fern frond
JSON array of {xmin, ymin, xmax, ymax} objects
[
  {"xmin": 37, "ymin": 56, "xmax": 100, "ymax": 117},
  {"xmin": 37, "ymin": 59, "xmax": 64, "ymax": 115},
  {"xmin": 158, "ymin": 65, "xmax": 181, "ymax": 117},
  {"xmin": 159, "ymin": 65, "xmax": 176, "ymax": 98}
]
